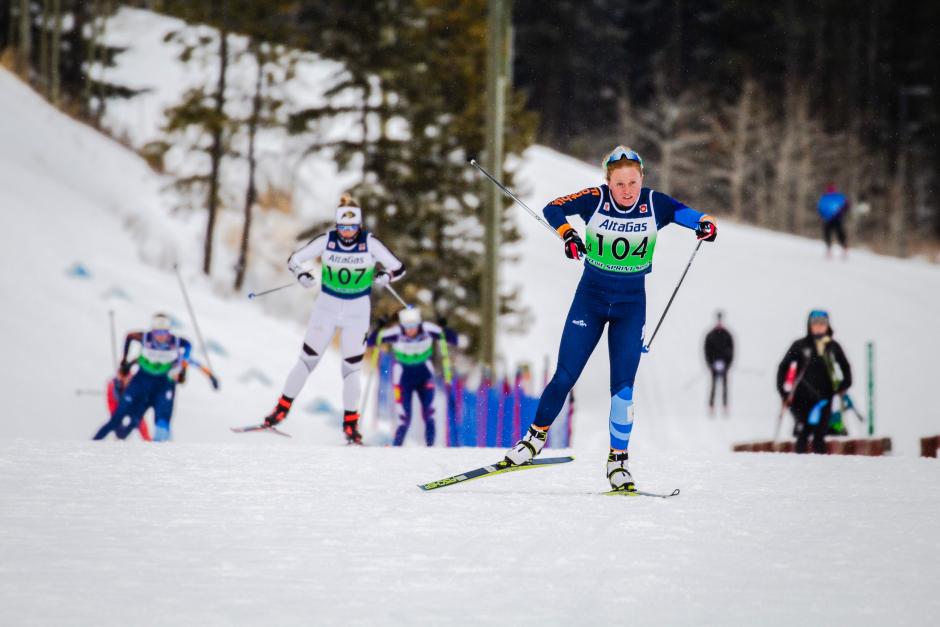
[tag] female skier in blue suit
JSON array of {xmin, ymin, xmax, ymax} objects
[{"xmin": 504, "ymin": 146, "xmax": 717, "ymax": 491}]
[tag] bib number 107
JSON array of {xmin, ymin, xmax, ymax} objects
[
  {"xmin": 325, "ymin": 266, "xmax": 367, "ymax": 285},
  {"xmin": 596, "ymin": 234, "xmax": 649, "ymax": 259}
]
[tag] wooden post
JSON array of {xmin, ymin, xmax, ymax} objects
[{"xmin": 480, "ymin": 0, "xmax": 511, "ymax": 369}]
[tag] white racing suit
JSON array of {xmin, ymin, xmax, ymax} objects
[{"xmin": 281, "ymin": 228, "xmax": 404, "ymax": 412}]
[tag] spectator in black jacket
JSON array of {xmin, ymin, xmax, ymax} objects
[
  {"xmin": 704, "ymin": 311, "xmax": 734, "ymax": 415},
  {"xmin": 776, "ymin": 310, "xmax": 852, "ymax": 454}
]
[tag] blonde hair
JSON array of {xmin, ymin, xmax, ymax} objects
[
  {"xmin": 605, "ymin": 158, "xmax": 643, "ymax": 181},
  {"xmin": 338, "ymin": 193, "xmax": 360, "ymax": 208}
]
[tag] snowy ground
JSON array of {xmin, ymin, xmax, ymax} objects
[{"xmin": 2, "ymin": 441, "xmax": 938, "ymax": 626}]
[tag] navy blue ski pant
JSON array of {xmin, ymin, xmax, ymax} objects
[
  {"xmin": 93, "ymin": 371, "xmax": 175, "ymax": 440},
  {"xmin": 533, "ymin": 277, "xmax": 646, "ymax": 442},
  {"xmin": 393, "ymin": 363, "xmax": 436, "ymax": 446}
]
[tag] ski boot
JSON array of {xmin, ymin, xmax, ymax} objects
[
  {"xmin": 343, "ymin": 411, "xmax": 363, "ymax": 445},
  {"xmin": 153, "ymin": 419, "xmax": 171, "ymax": 442},
  {"xmin": 504, "ymin": 425, "xmax": 547, "ymax": 465},
  {"xmin": 264, "ymin": 395, "xmax": 293, "ymax": 427},
  {"xmin": 607, "ymin": 450, "xmax": 635, "ymax": 492}
]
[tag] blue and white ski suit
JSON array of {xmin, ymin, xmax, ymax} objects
[
  {"xmin": 93, "ymin": 331, "xmax": 192, "ymax": 441},
  {"xmin": 535, "ymin": 184, "xmax": 708, "ymax": 450},
  {"xmin": 371, "ymin": 322, "xmax": 456, "ymax": 446}
]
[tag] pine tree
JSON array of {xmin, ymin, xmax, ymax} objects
[
  {"xmin": 158, "ymin": 0, "xmax": 235, "ymax": 275},
  {"xmin": 229, "ymin": 1, "xmax": 297, "ymax": 291},
  {"xmin": 290, "ymin": 0, "xmax": 536, "ymax": 345}
]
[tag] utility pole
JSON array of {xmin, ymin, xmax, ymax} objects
[{"xmin": 480, "ymin": 0, "xmax": 511, "ymax": 370}]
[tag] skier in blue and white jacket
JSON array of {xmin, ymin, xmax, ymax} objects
[
  {"xmin": 93, "ymin": 313, "xmax": 217, "ymax": 441},
  {"xmin": 503, "ymin": 146, "xmax": 718, "ymax": 491},
  {"xmin": 369, "ymin": 308, "xmax": 457, "ymax": 446}
]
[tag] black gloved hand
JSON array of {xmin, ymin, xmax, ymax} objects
[
  {"xmin": 562, "ymin": 228, "xmax": 586, "ymax": 260},
  {"xmin": 696, "ymin": 220, "xmax": 717, "ymax": 242}
]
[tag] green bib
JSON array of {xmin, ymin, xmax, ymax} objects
[
  {"xmin": 584, "ymin": 207, "xmax": 658, "ymax": 274},
  {"xmin": 321, "ymin": 261, "xmax": 375, "ymax": 295}
]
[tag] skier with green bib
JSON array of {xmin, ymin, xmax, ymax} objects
[
  {"xmin": 262, "ymin": 194, "xmax": 405, "ymax": 444},
  {"xmin": 504, "ymin": 146, "xmax": 717, "ymax": 491}
]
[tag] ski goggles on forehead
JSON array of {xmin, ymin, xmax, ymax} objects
[
  {"xmin": 603, "ymin": 146, "xmax": 643, "ymax": 169},
  {"xmin": 808, "ymin": 310, "xmax": 830, "ymax": 322}
]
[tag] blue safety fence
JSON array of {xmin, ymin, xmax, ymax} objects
[{"xmin": 373, "ymin": 351, "xmax": 572, "ymax": 448}]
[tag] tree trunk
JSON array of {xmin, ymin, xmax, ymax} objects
[
  {"xmin": 729, "ymin": 80, "xmax": 754, "ymax": 220},
  {"xmin": 94, "ymin": 0, "xmax": 116, "ymax": 123},
  {"xmin": 39, "ymin": 0, "xmax": 50, "ymax": 93},
  {"xmin": 83, "ymin": 0, "xmax": 102, "ymax": 119},
  {"xmin": 17, "ymin": 0, "xmax": 30, "ymax": 75},
  {"xmin": 50, "ymin": 0, "xmax": 61, "ymax": 105},
  {"xmin": 3, "ymin": 1, "xmax": 14, "ymax": 53},
  {"xmin": 203, "ymin": 17, "xmax": 229, "ymax": 276},
  {"xmin": 234, "ymin": 44, "xmax": 263, "ymax": 291}
]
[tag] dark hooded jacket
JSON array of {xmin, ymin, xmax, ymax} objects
[{"xmin": 775, "ymin": 319, "xmax": 852, "ymax": 415}]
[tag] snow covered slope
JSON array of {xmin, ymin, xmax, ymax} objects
[
  {"xmin": 2, "ymin": 442, "xmax": 938, "ymax": 626},
  {"xmin": 2, "ymin": 18, "xmax": 940, "ymax": 627},
  {"xmin": 0, "ymin": 68, "xmax": 347, "ymax": 445}
]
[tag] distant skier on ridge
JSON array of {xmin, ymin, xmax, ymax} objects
[
  {"xmin": 817, "ymin": 183, "xmax": 850, "ymax": 259},
  {"xmin": 503, "ymin": 146, "xmax": 718, "ymax": 491},
  {"xmin": 260, "ymin": 193, "xmax": 405, "ymax": 444}
]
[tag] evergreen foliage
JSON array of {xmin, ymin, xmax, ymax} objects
[
  {"xmin": 513, "ymin": 0, "xmax": 940, "ymax": 251},
  {"xmin": 3, "ymin": 1, "xmax": 142, "ymax": 119},
  {"xmin": 290, "ymin": 0, "xmax": 537, "ymax": 344}
]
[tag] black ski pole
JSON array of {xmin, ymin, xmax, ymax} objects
[
  {"xmin": 774, "ymin": 360, "xmax": 811, "ymax": 440},
  {"xmin": 108, "ymin": 310, "xmax": 118, "ymax": 371},
  {"xmin": 173, "ymin": 264, "xmax": 214, "ymax": 373},
  {"xmin": 469, "ymin": 159, "xmax": 562, "ymax": 240},
  {"xmin": 248, "ymin": 282, "xmax": 295, "ymax": 299},
  {"xmin": 643, "ymin": 240, "xmax": 703, "ymax": 353},
  {"xmin": 75, "ymin": 388, "xmax": 105, "ymax": 396}
]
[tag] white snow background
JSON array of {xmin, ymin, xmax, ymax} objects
[{"xmin": 1, "ymin": 7, "xmax": 939, "ymax": 626}]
